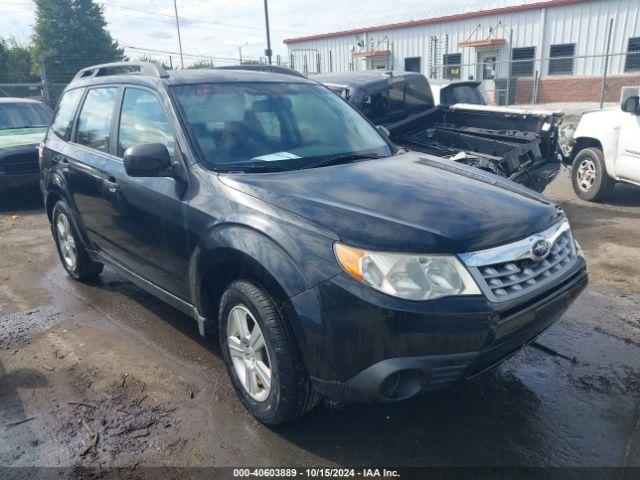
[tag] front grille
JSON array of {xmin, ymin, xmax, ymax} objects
[
  {"xmin": 1, "ymin": 152, "xmax": 39, "ymax": 175},
  {"xmin": 480, "ymin": 230, "xmax": 574, "ymax": 299},
  {"xmin": 460, "ymin": 221, "xmax": 578, "ymax": 302}
]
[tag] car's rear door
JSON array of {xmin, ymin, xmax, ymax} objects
[
  {"xmin": 47, "ymin": 87, "xmax": 119, "ymax": 247},
  {"xmin": 97, "ymin": 86, "xmax": 190, "ymax": 299}
]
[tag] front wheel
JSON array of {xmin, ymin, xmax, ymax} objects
[
  {"xmin": 218, "ymin": 280, "xmax": 318, "ymax": 425},
  {"xmin": 571, "ymin": 147, "xmax": 614, "ymax": 202}
]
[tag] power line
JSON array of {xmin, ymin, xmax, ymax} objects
[
  {"xmin": 2, "ymin": 1, "xmax": 309, "ymax": 36},
  {"xmin": 123, "ymin": 45, "xmax": 256, "ymax": 63},
  {"xmin": 100, "ymin": 2, "xmax": 306, "ymax": 35}
]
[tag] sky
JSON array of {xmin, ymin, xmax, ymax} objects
[{"xmin": 1, "ymin": 0, "xmax": 539, "ymax": 66}]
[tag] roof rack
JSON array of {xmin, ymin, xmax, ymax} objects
[
  {"xmin": 215, "ymin": 65, "xmax": 306, "ymax": 78},
  {"xmin": 72, "ymin": 62, "xmax": 169, "ymax": 82}
]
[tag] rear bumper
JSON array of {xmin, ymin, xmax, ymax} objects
[{"xmin": 306, "ymin": 265, "xmax": 587, "ymax": 403}]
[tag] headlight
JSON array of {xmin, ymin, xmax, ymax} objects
[{"xmin": 334, "ymin": 243, "xmax": 481, "ymax": 301}]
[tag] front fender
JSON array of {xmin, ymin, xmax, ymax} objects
[
  {"xmin": 189, "ymin": 222, "xmax": 339, "ymax": 376},
  {"xmin": 573, "ymin": 110, "xmax": 622, "ymax": 177},
  {"xmin": 190, "ymin": 222, "xmax": 336, "ymax": 315}
]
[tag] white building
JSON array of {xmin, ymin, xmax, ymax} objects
[{"xmin": 284, "ymin": 0, "xmax": 640, "ymax": 103}]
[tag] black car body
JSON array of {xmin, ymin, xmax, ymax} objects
[
  {"xmin": 40, "ymin": 63, "xmax": 587, "ymax": 424},
  {"xmin": 0, "ymin": 98, "xmax": 52, "ymax": 190},
  {"xmin": 315, "ymin": 71, "xmax": 564, "ymax": 192}
]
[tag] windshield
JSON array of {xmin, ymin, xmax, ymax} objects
[
  {"xmin": 0, "ymin": 102, "xmax": 52, "ymax": 130},
  {"xmin": 172, "ymin": 83, "xmax": 392, "ymax": 170}
]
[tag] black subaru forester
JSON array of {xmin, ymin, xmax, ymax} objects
[{"xmin": 40, "ymin": 62, "xmax": 587, "ymax": 425}]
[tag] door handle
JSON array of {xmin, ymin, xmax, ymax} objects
[{"xmin": 103, "ymin": 176, "xmax": 120, "ymax": 192}]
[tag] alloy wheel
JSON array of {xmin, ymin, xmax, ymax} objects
[
  {"xmin": 226, "ymin": 305, "xmax": 272, "ymax": 402},
  {"xmin": 56, "ymin": 213, "xmax": 77, "ymax": 271}
]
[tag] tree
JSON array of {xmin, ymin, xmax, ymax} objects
[
  {"xmin": 32, "ymin": 0, "xmax": 124, "ymax": 83},
  {"xmin": 188, "ymin": 59, "xmax": 215, "ymax": 70},
  {"xmin": 137, "ymin": 55, "xmax": 172, "ymax": 71},
  {"xmin": 0, "ymin": 38, "xmax": 39, "ymax": 83}
]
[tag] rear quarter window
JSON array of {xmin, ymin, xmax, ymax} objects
[{"xmin": 51, "ymin": 89, "xmax": 84, "ymax": 140}]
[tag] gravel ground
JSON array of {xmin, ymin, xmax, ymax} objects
[{"xmin": 0, "ymin": 173, "xmax": 639, "ymax": 475}]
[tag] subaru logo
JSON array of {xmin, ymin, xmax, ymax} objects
[{"xmin": 531, "ymin": 238, "xmax": 552, "ymax": 261}]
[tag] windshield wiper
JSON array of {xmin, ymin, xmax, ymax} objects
[
  {"xmin": 216, "ymin": 163, "xmax": 292, "ymax": 173},
  {"xmin": 302, "ymin": 153, "xmax": 386, "ymax": 169}
]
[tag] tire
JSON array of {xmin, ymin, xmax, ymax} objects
[
  {"xmin": 571, "ymin": 147, "xmax": 615, "ymax": 202},
  {"xmin": 52, "ymin": 201, "xmax": 103, "ymax": 281},
  {"xmin": 218, "ymin": 280, "xmax": 318, "ymax": 425}
]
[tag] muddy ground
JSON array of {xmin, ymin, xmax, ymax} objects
[{"xmin": 0, "ymin": 170, "xmax": 639, "ymax": 475}]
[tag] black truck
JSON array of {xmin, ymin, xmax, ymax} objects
[{"xmin": 315, "ymin": 71, "xmax": 564, "ymax": 192}]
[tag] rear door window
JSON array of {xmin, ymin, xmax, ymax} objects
[
  {"xmin": 51, "ymin": 89, "xmax": 84, "ymax": 139},
  {"xmin": 117, "ymin": 88, "xmax": 176, "ymax": 158},
  {"xmin": 75, "ymin": 87, "xmax": 118, "ymax": 153}
]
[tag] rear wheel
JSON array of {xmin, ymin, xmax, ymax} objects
[
  {"xmin": 52, "ymin": 201, "xmax": 103, "ymax": 281},
  {"xmin": 219, "ymin": 280, "xmax": 318, "ymax": 425},
  {"xmin": 571, "ymin": 147, "xmax": 614, "ymax": 202}
]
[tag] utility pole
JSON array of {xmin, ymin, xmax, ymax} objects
[
  {"xmin": 39, "ymin": 57, "xmax": 50, "ymax": 106},
  {"xmin": 173, "ymin": 0, "xmax": 185, "ymax": 68},
  {"xmin": 239, "ymin": 46, "xmax": 243, "ymax": 64},
  {"xmin": 599, "ymin": 18, "xmax": 614, "ymax": 109},
  {"xmin": 263, "ymin": 0, "xmax": 272, "ymax": 65}
]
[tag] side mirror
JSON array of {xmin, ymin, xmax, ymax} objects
[
  {"xmin": 376, "ymin": 125, "xmax": 391, "ymax": 138},
  {"xmin": 123, "ymin": 143, "xmax": 172, "ymax": 177},
  {"xmin": 622, "ymin": 95, "xmax": 640, "ymax": 114}
]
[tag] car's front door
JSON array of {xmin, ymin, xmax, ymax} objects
[
  {"xmin": 98, "ymin": 86, "xmax": 191, "ymax": 299},
  {"xmin": 616, "ymin": 107, "xmax": 640, "ymax": 184}
]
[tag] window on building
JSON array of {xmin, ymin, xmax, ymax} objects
[
  {"xmin": 625, "ymin": 37, "xmax": 640, "ymax": 72},
  {"xmin": 404, "ymin": 57, "xmax": 421, "ymax": 73},
  {"xmin": 549, "ymin": 43, "xmax": 575, "ymax": 75},
  {"xmin": 443, "ymin": 53, "xmax": 461, "ymax": 79},
  {"xmin": 75, "ymin": 87, "xmax": 118, "ymax": 153},
  {"xmin": 512, "ymin": 47, "xmax": 535, "ymax": 77}
]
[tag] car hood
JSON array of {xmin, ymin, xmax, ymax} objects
[
  {"xmin": 219, "ymin": 152, "xmax": 562, "ymax": 253},
  {"xmin": 0, "ymin": 127, "xmax": 47, "ymax": 150}
]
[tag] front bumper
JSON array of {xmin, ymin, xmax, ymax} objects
[
  {"xmin": 0, "ymin": 172, "xmax": 40, "ymax": 190},
  {"xmin": 0, "ymin": 144, "xmax": 40, "ymax": 191},
  {"xmin": 288, "ymin": 259, "xmax": 587, "ymax": 403}
]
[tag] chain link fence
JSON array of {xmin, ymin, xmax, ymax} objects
[
  {"xmin": 0, "ymin": 51, "xmax": 269, "ymax": 108},
  {"xmin": 2, "ymin": 49, "xmax": 639, "ymax": 116},
  {"xmin": 428, "ymin": 51, "xmax": 639, "ymax": 110},
  {"xmin": 291, "ymin": 48, "xmax": 640, "ymax": 118}
]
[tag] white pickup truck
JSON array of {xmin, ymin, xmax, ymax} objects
[{"xmin": 570, "ymin": 87, "xmax": 640, "ymax": 201}]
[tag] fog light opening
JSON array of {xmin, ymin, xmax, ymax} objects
[{"xmin": 379, "ymin": 369, "xmax": 425, "ymax": 400}]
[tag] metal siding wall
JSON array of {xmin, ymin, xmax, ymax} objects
[{"xmin": 286, "ymin": 0, "xmax": 640, "ymax": 77}]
